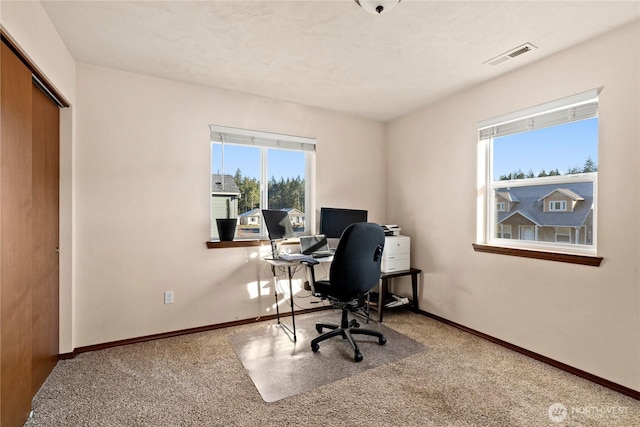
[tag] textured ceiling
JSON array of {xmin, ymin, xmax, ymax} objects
[{"xmin": 41, "ymin": 0, "xmax": 639, "ymax": 121}]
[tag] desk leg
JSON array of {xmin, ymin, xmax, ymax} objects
[
  {"xmin": 271, "ymin": 266, "xmax": 281, "ymax": 324},
  {"xmin": 271, "ymin": 265, "xmax": 297, "ymax": 342},
  {"xmin": 287, "ymin": 266, "xmax": 297, "ymax": 342},
  {"xmin": 378, "ymin": 278, "xmax": 389, "ymax": 323},
  {"xmin": 411, "ymin": 272, "xmax": 419, "ymax": 312}
]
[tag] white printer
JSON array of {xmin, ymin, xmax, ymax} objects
[{"xmin": 381, "ymin": 235, "xmax": 410, "ymax": 273}]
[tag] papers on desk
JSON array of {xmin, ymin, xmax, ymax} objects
[
  {"xmin": 277, "ymin": 253, "xmax": 315, "ymax": 262},
  {"xmin": 382, "ymin": 224, "xmax": 401, "ymax": 236}
]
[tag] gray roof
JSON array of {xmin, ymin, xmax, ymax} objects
[
  {"xmin": 500, "ymin": 210, "xmax": 541, "ymax": 226},
  {"xmin": 496, "ymin": 191, "xmax": 520, "ymax": 203},
  {"xmin": 537, "ymin": 188, "xmax": 584, "ymax": 202},
  {"xmin": 239, "ymin": 208, "xmax": 304, "ymax": 217},
  {"xmin": 239, "ymin": 208, "xmax": 261, "ymax": 217},
  {"xmin": 211, "ymin": 174, "xmax": 240, "ymax": 195},
  {"xmin": 282, "ymin": 208, "xmax": 304, "ymax": 215},
  {"xmin": 497, "ymin": 181, "xmax": 593, "ymax": 227}
]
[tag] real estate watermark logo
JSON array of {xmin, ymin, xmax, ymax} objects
[
  {"xmin": 548, "ymin": 403, "xmax": 568, "ymax": 423},
  {"xmin": 548, "ymin": 402, "xmax": 629, "ymax": 423}
]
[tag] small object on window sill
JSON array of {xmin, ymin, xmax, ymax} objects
[{"xmin": 216, "ymin": 218, "xmax": 237, "ymax": 241}]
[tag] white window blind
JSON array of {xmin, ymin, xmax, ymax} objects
[
  {"xmin": 210, "ymin": 125, "xmax": 316, "ymax": 152},
  {"xmin": 478, "ymin": 88, "xmax": 599, "ymax": 141}
]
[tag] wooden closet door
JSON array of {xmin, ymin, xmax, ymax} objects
[
  {"xmin": 1, "ymin": 41, "xmax": 34, "ymax": 427},
  {"xmin": 31, "ymin": 84, "xmax": 60, "ymax": 396}
]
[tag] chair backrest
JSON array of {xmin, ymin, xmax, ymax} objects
[{"xmin": 329, "ymin": 222, "xmax": 385, "ymax": 296}]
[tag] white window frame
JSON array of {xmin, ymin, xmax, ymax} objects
[
  {"xmin": 496, "ymin": 202, "xmax": 505, "ymax": 212},
  {"xmin": 549, "ymin": 200, "xmax": 567, "ymax": 212},
  {"xmin": 476, "ymin": 89, "xmax": 599, "ymax": 256},
  {"xmin": 210, "ymin": 125, "xmax": 316, "ymax": 240}
]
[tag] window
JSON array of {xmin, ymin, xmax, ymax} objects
[
  {"xmin": 477, "ymin": 89, "xmax": 598, "ymax": 256},
  {"xmin": 555, "ymin": 227, "xmax": 572, "ymax": 243},
  {"xmin": 210, "ymin": 125, "xmax": 316, "ymax": 240},
  {"xmin": 549, "ymin": 201, "xmax": 567, "ymax": 212},
  {"xmin": 497, "ymin": 224, "xmax": 512, "ymax": 239}
]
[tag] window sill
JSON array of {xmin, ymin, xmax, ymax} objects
[
  {"xmin": 206, "ymin": 239, "xmax": 263, "ymax": 249},
  {"xmin": 472, "ymin": 243, "xmax": 603, "ymax": 267}
]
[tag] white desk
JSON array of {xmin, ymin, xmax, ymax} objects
[{"xmin": 262, "ymin": 255, "xmax": 332, "ymax": 341}]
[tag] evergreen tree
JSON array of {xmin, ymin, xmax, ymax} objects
[
  {"xmin": 231, "ymin": 169, "xmax": 306, "ymax": 214},
  {"xmin": 267, "ymin": 175, "xmax": 305, "ymax": 211},
  {"xmin": 498, "ymin": 157, "xmax": 596, "ymax": 181},
  {"xmin": 566, "ymin": 157, "xmax": 597, "ymax": 175},
  {"xmin": 499, "ymin": 169, "xmax": 525, "ymax": 180},
  {"xmin": 583, "ymin": 156, "xmax": 597, "ymax": 172},
  {"xmin": 234, "ymin": 168, "xmax": 259, "ymax": 214},
  {"xmin": 566, "ymin": 164, "xmax": 582, "ymax": 174}
]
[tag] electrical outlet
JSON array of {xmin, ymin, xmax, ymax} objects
[{"xmin": 164, "ymin": 291, "xmax": 174, "ymax": 304}]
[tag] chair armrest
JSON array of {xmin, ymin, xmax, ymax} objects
[{"xmin": 300, "ymin": 258, "xmax": 320, "ymax": 266}]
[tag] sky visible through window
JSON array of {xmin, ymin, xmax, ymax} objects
[
  {"xmin": 212, "ymin": 118, "xmax": 597, "ymax": 182},
  {"xmin": 211, "ymin": 144, "xmax": 305, "ymax": 179},
  {"xmin": 493, "ymin": 118, "xmax": 598, "ymax": 180}
]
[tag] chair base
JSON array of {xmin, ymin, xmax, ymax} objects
[{"xmin": 311, "ymin": 307, "xmax": 386, "ymax": 362}]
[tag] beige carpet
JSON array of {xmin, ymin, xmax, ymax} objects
[
  {"xmin": 25, "ymin": 310, "xmax": 640, "ymax": 426},
  {"xmin": 228, "ymin": 311, "xmax": 426, "ymax": 402}
]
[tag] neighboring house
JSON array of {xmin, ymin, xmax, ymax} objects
[
  {"xmin": 239, "ymin": 207, "xmax": 305, "ymax": 230},
  {"xmin": 282, "ymin": 208, "xmax": 305, "ymax": 229},
  {"xmin": 211, "ymin": 173, "xmax": 240, "ymax": 222},
  {"xmin": 495, "ymin": 181, "xmax": 593, "ymax": 245},
  {"xmin": 239, "ymin": 208, "xmax": 261, "ymax": 226}
]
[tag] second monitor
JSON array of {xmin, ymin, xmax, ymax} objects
[{"xmin": 319, "ymin": 207, "xmax": 368, "ymax": 239}]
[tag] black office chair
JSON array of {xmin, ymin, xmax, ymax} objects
[{"xmin": 304, "ymin": 222, "xmax": 386, "ymax": 362}]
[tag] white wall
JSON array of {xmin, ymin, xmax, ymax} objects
[
  {"xmin": 4, "ymin": 1, "xmax": 638, "ymax": 393},
  {"xmin": 387, "ymin": 21, "xmax": 640, "ymax": 391},
  {"xmin": 1, "ymin": 0, "xmax": 76, "ymax": 353},
  {"xmin": 74, "ymin": 64, "xmax": 386, "ymax": 347},
  {"xmin": 2, "ymin": 0, "xmax": 386, "ymax": 353}
]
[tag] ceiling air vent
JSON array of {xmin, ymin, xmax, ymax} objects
[{"xmin": 484, "ymin": 43, "xmax": 537, "ymax": 67}]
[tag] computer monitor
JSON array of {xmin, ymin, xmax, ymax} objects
[
  {"xmin": 319, "ymin": 207, "xmax": 368, "ymax": 239},
  {"xmin": 262, "ymin": 209, "xmax": 295, "ymax": 241}
]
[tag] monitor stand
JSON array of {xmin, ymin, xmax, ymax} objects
[{"xmin": 270, "ymin": 239, "xmax": 279, "ymax": 260}]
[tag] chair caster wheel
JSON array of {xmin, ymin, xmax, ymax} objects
[
  {"xmin": 353, "ymin": 321, "xmax": 360, "ymax": 328},
  {"xmin": 379, "ymin": 337, "xmax": 387, "ymax": 345},
  {"xmin": 311, "ymin": 343, "xmax": 319, "ymax": 352},
  {"xmin": 354, "ymin": 352, "xmax": 363, "ymax": 362},
  {"xmin": 315, "ymin": 325, "xmax": 323, "ymax": 333}
]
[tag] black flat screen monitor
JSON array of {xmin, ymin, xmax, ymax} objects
[
  {"xmin": 319, "ymin": 207, "xmax": 368, "ymax": 239},
  {"xmin": 262, "ymin": 209, "xmax": 295, "ymax": 241}
]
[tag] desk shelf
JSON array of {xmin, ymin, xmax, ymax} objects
[
  {"xmin": 368, "ymin": 292, "xmax": 412, "ymax": 311},
  {"xmin": 373, "ymin": 268, "xmax": 422, "ymax": 322}
]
